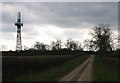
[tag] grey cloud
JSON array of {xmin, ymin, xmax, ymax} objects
[
  {"xmin": 2, "ymin": 2, "xmax": 118, "ymax": 33},
  {"xmin": 2, "ymin": 23, "xmax": 16, "ymax": 32},
  {"xmin": 2, "ymin": 33, "xmax": 15, "ymax": 40},
  {"xmin": 1, "ymin": 0, "xmax": 119, "ymax": 2},
  {"xmin": 63, "ymin": 30, "xmax": 82, "ymax": 39},
  {"xmin": 43, "ymin": 2, "xmax": 118, "ymax": 28},
  {"xmin": 23, "ymin": 31, "xmax": 39, "ymax": 39}
]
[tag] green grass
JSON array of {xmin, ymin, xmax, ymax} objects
[
  {"xmin": 15, "ymin": 55, "xmax": 89, "ymax": 81},
  {"xmin": 93, "ymin": 55, "xmax": 119, "ymax": 81}
]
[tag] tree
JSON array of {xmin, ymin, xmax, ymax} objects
[
  {"xmin": 51, "ymin": 40, "xmax": 62, "ymax": 50},
  {"xmin": 83, "ymin": 39, "xmax": 94, "ymax": 51},
  {"xmin": 65, "ymin": 38, "xmax": 73, "ymax": 50},
  {"xmin": 65, "ymin": 38, "xmax": 82, "ymax": 51},
  {"xmin": 85, "ymin": 24, "xmax": 114, "ymax": 52},
  {"xmin": 34, "ymin": 41, "xmax": 46, "ymax": 51},
  {"xmin": 56, "ymin": 40, "xmax": 62, "ymax": 50},
  {"xmin": 51, "ymin": 41, "xmax": 56, "ymax": 50},
  {"xmin": 23, "ymin": 45, "xmax": 29, "ymax": 51}
]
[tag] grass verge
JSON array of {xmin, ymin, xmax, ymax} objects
[
  {"xmin": 15, "ymin": 55, "xmax": 89, "ymax": 81},
  {"xmin": 93, "ymin": 55, "xmax": 119, "ymax": 81}
]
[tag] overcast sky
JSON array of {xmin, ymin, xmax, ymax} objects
[
  {"xmin": 1, "ymin": 0, "xmax": 119, "ymax": 2},
  {"xmin": 1, "ymin": 2, "xmax": 118, "ymax": 51}
]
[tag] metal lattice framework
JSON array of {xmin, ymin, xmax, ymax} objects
[{"xmin": 15, "ymin": 12, "xmax": 23, "ymax": 51}]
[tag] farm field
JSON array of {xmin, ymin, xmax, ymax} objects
[
  {"xmin": 93, "ymin": 55, "xmax": 119, "ymax": 81},
  {"xmin": 2, "ymin": 52, "xmax": 119, "ymax": 82},
  {"xmin": 2, "ymin": 52, "xmax": 89, "ymax": 81},
  {"xmin": 15, "ymin": 54, "xmax": 89, "ymax": 81}
]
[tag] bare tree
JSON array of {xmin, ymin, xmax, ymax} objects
[
  {"xmin": 84, "ymin": 39, "xmax": 96, "ymax": 51},
  {"xmin": 51, "ymin": 41, "xmax": 56, "ymax": 50},
  {"xmin": 56, "ymin": 40, "xmax": 62, "ymax": 50},
  {"xmin": 65, "ymin": 38, "xmax": 82, "ymax": 51},
  {"xmin": 51, "ymin": 40, "xmax": 62, "ymax": 50},
  {"xmin": 34, "ymin": 41, "xmax": 41, "ymax": 50},
  {"xmin": 65, "ymin": 38, "xmax": 73, "ymax": 50},
  {"xmin": 87, "ymin": 24, "xmax": 114, "ymax": 52},
  {"xmin": 34, "ymin": 41, "xmax": 46, "ymax": 51},
  {"xmin": 23, "ymin": 45, "xmax": 29, "ymax": 51}
]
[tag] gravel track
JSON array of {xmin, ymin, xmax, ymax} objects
[{"xmin": 59, "ymin": 55, "xmax": 94, "ymax": 81}]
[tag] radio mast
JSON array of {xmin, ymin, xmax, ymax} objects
[{"xmin": 15, "ymin": 12, "xmax": 23, "ymax": 51}]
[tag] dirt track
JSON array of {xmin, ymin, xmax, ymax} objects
[{"xmin": 59, "ymin": 55, "xmax": 94, "ymax": 81}]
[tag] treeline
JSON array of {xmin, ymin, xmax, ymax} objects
[
  {"xmin": 23, "ymin": 38, "xmax": 83, "ymax": 51},
  {"xmin": 2, "ymin": 50, "xmax": 95, "ymax": 56},
  {"xmin": 2, "ymin": 49, "xmax": 119, "ymax": 58},
  {"xmin": 2, "ymin": 38, "xmax": 84, "ymax": 56}
]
